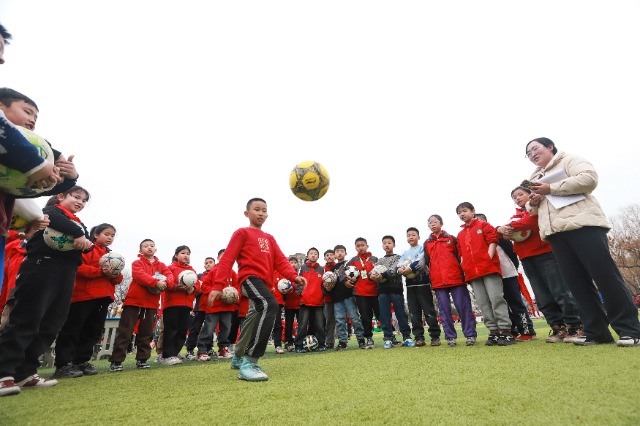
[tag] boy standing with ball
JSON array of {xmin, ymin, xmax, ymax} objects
[{"xmin": 209, "ymin": 198, "xmax": 306, "ymax": 381}]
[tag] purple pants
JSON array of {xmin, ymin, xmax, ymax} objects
[{"xmin": 434, "ymin": 286, "xmax": 477, "ymax": 339}]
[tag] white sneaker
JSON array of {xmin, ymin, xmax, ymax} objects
[
  {"xmin": 0, "ymin": 377, "xmax": 21, "ymax": 396},
  {"xmin": 16, "ymin": 374, "xmax": 58, "ymax": 389},
  {"xmin": 162, "ymin": 356, "xmax": 183, "ymax": 365},
  {"xmin": 617, "ymin": 336, "xmax": 640, "ymax": 347}
]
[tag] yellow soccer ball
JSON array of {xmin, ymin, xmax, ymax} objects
[{"xmin": 289, "ymin": 160, "xmax": 330, "ymax": 202}]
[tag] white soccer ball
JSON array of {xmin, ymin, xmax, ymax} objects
[
  {"xmin": 99, "ymin": 252, "xmax": 125, "ymax": 277},
  {"xmin": 370, "ymin": 264, "xmax": 388, "ymax": 282},
  {"xmin": 178, "ymin": 270, "xmax": 198, "ymax": 288},
  {"xmin": 277, "ymin": 279, "xmax": 292, "ymax": 293},
  {"xmin": 221, "ymin": 286, "xmax": 239, "ymax": 304},
  {"xmin": 508, "ymin": 229, "xmax": 532, "ymax": 242},
  {"xmin": 42, "ymin": 222, "xmax": 83, "ymax": 251},
  {"xmin": 399, "ymin": 260, "xmax": 417, "ymax": 279},
  {"xmin": 303, "ymin": 335, "xmax": 319, "ymax": 351},
  {"xmin": 345, "ymin": 265, "xmax": 360, "ymax": 281}
]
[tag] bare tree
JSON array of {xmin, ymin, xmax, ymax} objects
[{"xmin": 609, "ymin": 204, "xmax": 640, "ymax": 296}]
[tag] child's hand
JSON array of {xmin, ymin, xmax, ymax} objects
[
  {"xmin": 176, "ymin": 282, "xmax": 189, "ymax": 292},
  {"xmin": 156, "ymin": 280, "xmax": 168, "ymax": 292},
  {"xmin": 497, "ymin": 225, "xmax": 514, "ymax": 237},
  {"xmin": 102, "ymin": 267, "xmax": 120, "ymax": 279},
  {"xmin": 208, "ymin": 290, "xmax": 222, "ymax": 306},
  {"xmin": 294, "ymin": 276, "xmax": 307, "ymax": 289},
  {"xmin": 25, "ymin": 162, "xmax": 63, "ymax": 189},
  {"xmin": 30, "ymin": 214, "xmax": 50, "ymax": 231},
  {"xmin": 187, "ymin": 286, "xmax": 195, "ymax": 295},
  {"xmin": 72, "ymin": 235, "xmax": 93, "ymax": 251},
  {"xmin": 54, "ymin": 154, "xmax": 79, "ymax": 179}
]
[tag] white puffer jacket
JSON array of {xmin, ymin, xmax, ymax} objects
[{"xmin": 529, "ymin": 151, "xmax": 610, "ymax": 240}]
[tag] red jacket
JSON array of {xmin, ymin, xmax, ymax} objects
[
  {"xmin": 165, "ymin": 261, "xmax": 200, "ymax": 309},
  {"xmin": 271, "ymin": 272, "xmax": 285, "ymax": 305},
  {"xmin": 507, "ymin": 209, "xmax": 553, "ymax": 260},
  {"xmin": 213, "ymin": 227, "xmax": 298, "ymax": 292},
  {"xmin": 0, "ymin": 237, "xmax": 25, "ymax": 313},
  {"xmin": 457, "ymin": 219, "xmax": 502, "ymax": 282},
  {"xmin": 300, "ymin": 261, "xmax": 324, "ymax": 307},
  {"xmin": 424, "ymin": 231, "xmax": 465, "ymax": 289},
  {"xmin": 124, "ymin": 255, "xmax": 174, "ymax": 309},
  {"xmin": 283, "ymin": 283, "xmax": 301, "ymax": 309},
  {"xmin": 201, "ymin": 264, "xmax": 238, "ymax": 314},
  {"xmin": 350, "ymin": 252, "xmax": 378, "ymax": 297},
  {"xmin": 71, "ymin": 244, "xmax": 123, "ymax": 303}
]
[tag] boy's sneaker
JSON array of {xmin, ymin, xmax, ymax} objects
[
  {"xmin": 545, "ymin": 324, "xmax": 567, "ymax": 343},
  {"xmin": 218, "ymin": 347, "xmax": 233, "ymax": 359},
  {"xmin": 497, "ymin": 334, "xmax": 515, "ymax": 346},
  {"xmin": 563, "ymin": 325, "xmax": 584, "ymax": 343},
  {"xmin": 515, "ymin": 334, "xmax": 537, "ymax": 342},
  {"xmin": 295, "ymin": 347, "xmax": 307, "ymax": 353},
  {"xmin": 275, "ymin": 346, "xmax": 285, "ymax": 354},
  {"xmin": 573, "ymin": 336, "xmax": 614, "ymax": 346},
  {"xmin": 162, "ymin": 356, "xmax": 182, "ymax": 365},
  {"xmin": 336, "ymin": 342, "xmax": 348, "ymax": 351},
  {"xmin": 391, "ymin": 338, "xmax": 403, "ymax": 347},
  {"xmin": 617, "ymin": 336, "xmax": 640, "ymax": 347},
  {"xmin": 76, "ymin": 362, "xmax": 98, "ymax": 376},
  {"xmin": 317, "ymin": 346, "xmax": 327, "ymax": 352},
  {"xmin": 383, "ymin": 340, "xmax": 393, "ymax": 349},
  {"xmin": 485, "ymin": 335, "xmax": 499, "ymax": 346},
  {"xmin": 430, "ymin": 338, "xmax": 441, "ymax": 346},
  {"xmin": 51, "ymin": 363, "xmax": 84, "ymax": 379},
  {"xmin": 16, "ymin": 374, "xmax": 58, "ymax": 389},
  {"xmin": 154, "ymin": 355, "xmax": 163, "ymax": 363},
  {"xmin": 366, "ymin": 338, "xmax": 374, "ymax": 349},
  {"xmin": 238, "ymin": 359, "xmax": 269, "ymax": 382},
  {"xmin": 447, "ymin": 338, "xmax": 457, "ymax": 347},
  {"xmin": 358, "ymin": 340, "xmax": 366, "ymax": 350},
  {"xmin": 286, "ymin": 344, "xmax": 295, "ymax": 352},
  {"xmin": 109, "ymin": 362, "xmax": 123, "ymax": 372},
  {"xmin": 230, "ymin": 355, "xmax": 243, "ymax": 370},
  {"xmin": 185, "ymin": 351, "xmax": 197, "ymax": 361},
  {"xmin": 197, "ymin": 353, "xmax": 211, "ymax": 362},
  {"xmin": 136, "ymin": 360, "xmax": 151, "ymax": 369},
  {"xmin": 0, "ymin": 377, "xmax": 21, "ymax": 397},
  {"xmin": 465, "ymin": 336, "xmax": 477, "ymax": 346},
  {"xmin": 415, "ymin": 338, "xmax": 426, "ymax": 347},
  {"xmin": 403, "ymin": 338, "xmax": 416, "ymax": 347}
]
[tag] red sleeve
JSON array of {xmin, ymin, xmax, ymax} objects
[
  {"xmin": 131, "ymin": 260, "xmax": 157, "ymax": 289},
  {"xmin": 76, "ymin": 250, "xmax": 103, "ymax": 279},
  {"xmin": 214, "ymin": 230, "xmax": 245, "ymax": 291},
  {"xmin": 482, "ymin": 222, "xmax": 499, "ymax": 245},
  {"xmin": 509, "ymin": 212, "xmax": 539, "ymax": 231}
]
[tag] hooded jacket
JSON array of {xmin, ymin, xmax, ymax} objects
[
  {"xmin": 165, "ymin": 261, "xmax": 200, "ymax": 309},
  {"xmin": 71, "ymin": 244, "xmax": 123, "ymax": 303},
  {"xmin": 124, "ymin": 255, "xmax": 174, "ymax": 309}
]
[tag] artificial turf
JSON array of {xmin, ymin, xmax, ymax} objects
[{"xmin": 1, "ymin": 319, "xmax": 639, "ymax": 425}]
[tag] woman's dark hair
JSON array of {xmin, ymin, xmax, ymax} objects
[
  {"xmin": 89, "ymin": 223, "xmax": 116, "ymax": 243},
  {"xmin": 172, "ymin": 245, "xmax": 190, "ymax": 262},
  {"xmin": 526, "ymin": 137, "xmax": 557, "ymax": 155}
]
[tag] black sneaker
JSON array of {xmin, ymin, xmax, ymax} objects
[
  {"xmin": 358, "ymin": 339, "xmax": 366, "ymax": 349},
  {"xmin": 336, "ymin": 342, "xmax": 348, "ymax": 351},
  {"xmin": 51, "ymin": 364, "xmax": 83, "ymax": 379},
  {"xmin": 366, "ymin": 338, "xmax": 374, "ymax": 349},
  {"xmin": 295, "ymin": 347, "xmax": 307, "ymax": 353},
  {"xmin": 485, "ymin": 335, "xmax": 499, "ymax": 346},
  {"xmin": 497, "ymin": 334, "xmax": 515, "ymax": 346},
  {"xmin": 76, "ymin": 362, "xmax": 98, "ymax": 376},
  {"xmin": 430, "ymin": 338, "xmax": 441, "ymax": 347},
  {"xmin": 317, "ymin": 346, "xmax": 327, "ymax": 352},
  {"xmin": 136, "ymin": 360, "xmax": 151, "ymax": 369},
  {"xmin": 109, "ymin": 362, "xmax": 123, "ymax": 372},
  {"xmin": 391, "ymin": 338, "xmax": 402, "ymax": 346}
]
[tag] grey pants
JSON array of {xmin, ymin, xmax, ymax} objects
[{"xmin": 470, "ymin": 273, "xmax": 511, "ymax": 332}]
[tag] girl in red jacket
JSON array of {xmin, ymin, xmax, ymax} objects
[
  {"xmin": 283, "ymin": 256, "xmax": 301, "ymax": 352},
  {"xmin": 294, "ymin": 247, "xmax": 326, "ymax": 353},
  {"xmin": 162, "ymin": 245, "xmax": 199, "ymax": 366},
  {"xmin": 456, "ymin": 202, "xmax": 512, "ymax": 346},
  {"xmin": 52, "ymin": 223, "xmax": 123, "ymax": 378},
  {"xmin": 425, "ymin": 215, "xmax": 477, "ymax": 346}
]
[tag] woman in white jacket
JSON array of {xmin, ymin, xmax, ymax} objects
[{"xmin": 525, "ymin": 137, "xmax": 639, "ymax": 347}]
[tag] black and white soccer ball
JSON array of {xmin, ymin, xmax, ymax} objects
[{"xmin": 345, "ymin": 265, "xmax": 360, "ymax": 281}]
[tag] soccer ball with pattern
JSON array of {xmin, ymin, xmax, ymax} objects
[
  {"xmin": 322, "ymin": 271, "xmax": 337, "ymax": 290},
  {"xmin": 148, "ymin": 273, "xmax": 167, "ymax": 294},
  {"xmin": 221, "ymin": 286, "xmax": 240, "ymax": 304},
  {"xmin": 99, "ymin": 252, "xmax": 125, "ymax": 278},
  {"xmin": 42, "ymin": 222, "xmax": 84, "ymax": 251},
  {"xmin": 277, "ymin": 279, "xmax": 292, "ymax": 293},
  {"xmin": 178, "ymin": 270, "xmax": 198, "ymax": 289},
  {"xmin": 508, "ymin": 229, "xmax": 532, "ymax": 242},
  {"xmin": 289, "ymin": 160, "xmax": 330, "ymax": 202},
  {"xmin": 399, "ymin": 260, "xmax": 417, "ymax": 279},
  {"xmin": 345, "ymin": 265, "xmax": 360, "ymax": 281},
  {"xmin": 370, "ymin": 264, "xmax": 388, "ymax": 282},
  {"xmin": 303, "ymin": 335, "xmax": 319, "ymax": 351}
]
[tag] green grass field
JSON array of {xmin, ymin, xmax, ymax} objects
[{"xmin": 1, "ymin": 319, "xmax": 639, "ymax": 425}]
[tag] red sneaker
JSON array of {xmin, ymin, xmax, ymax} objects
[
  {"xmin": 0, "ymin": 377, "xmax": 21, "ymax": 397},
  {"xmin": 515, "ymin": 334, "xmax": 537, "ymax": 342}
]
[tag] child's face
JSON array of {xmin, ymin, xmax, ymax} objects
[
  {"xmin": 382, "ymin": 238, "xmax": 395, "ymax": 255},
  {"xmin": 176, "ymin": 249, "xmax": 190, "ymax": 265},
  {"xmin": 94, "ymin": 227, "xmax": 116, "ymax": 248},
  {"xmin": 245, "ymin": 200, "xmax": 268, "ymax": 228},
  {"xmin": 289, "ymin": 259, "xmax": 299, "ymax": 270},
  {"xmin": 335, "ymin": 248, "xmax": 346, "ymax": 261},
  {"xmin": 512, "ymin": 189, "xmax": 530, "ymax": 209},
  {"xmin": 140, "ymin": 241, "xmax": 157, "ymax": 257},
  {"xmin": 406, "ymin": 230, "xmax": 420, "ymax": 246},
  {"xmin": 58, "ymin": 190, "xmax": 88, "ymax": 213},
  {"xmin": 355, "ymin": 240, "xmax": 368, "ymax": 255},
  {"xmin": 307, "ymin": 250, "xmax": 319, "ymax": 263},
  {"xmin": 457, "ymin": 207, "xmax": 475, "ymax": 225},
  {"xmin": 0, "ymin": 100, "xmax": 38, "ymax": 130},
  {"xmin": 204, "ymin": 258, "xmax": 215, "ymax": 271},
  {"xmin": 324, "ymin": 252, "xmax": 335, "ymax": 263},
  {"xmin": 428, "ymin": 217, "xmax": 442, "ymax": 234}
]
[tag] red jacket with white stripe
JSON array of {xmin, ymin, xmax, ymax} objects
[
  {"xmin": 456, "ymin": 219, "xmax": 502, "ymax": 282},
  {"xmin": 124, "ymin": 255, "xmax": 175, "ymax": 309},
  {"xmin": 299, "ymin": 261, "xmax": 324, "ymax": 307},
  {"xmin": 165, "ymin": 261, "xmax": 200, "ymax": 309},
  {"xmin": 72, "ymin": 244, "xmax": 123, "ymax": 303}
]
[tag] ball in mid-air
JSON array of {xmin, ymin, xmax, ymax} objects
[{"xmin": 289, "ymin": 160, "xmax": 330, "ymax": 201}]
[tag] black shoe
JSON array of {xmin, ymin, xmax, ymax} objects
[
  {"xmin": 76, "ymin": 362, "xmax": 98, "ymax": 376},
  {"xmin": 136, "ymin": 360, "xmax": 151, "ymax": 369},
  {"xmin": 295, "ymin": 347, "xmax": 307, "ymax": 353},
  {"xmin": 391, "ymin": 338, "xmax": 402, "ymax": 346},
  {"xmin": 358, "ymin": 340, "xmax": 366, "ymax": 349},
  {"xmin": 497, "ymin": 334, "xmax": 515, "ymax": 346},
  {"xmin": 430, "ymin": 338, "xmax": 441, "ymax": 347},
  {"xmin": 317, "ymin": 346, "xmax": 327, "ymax": 352},
  {"xmin": 336, "ymin": 342, "xmax": 348, "ymax": 351},
  {"xmin": 109, "ymin": 362, "xmax": 123, "ymax": 372},
  {"xmin": 51, "ymin": 364, "xmax": 83, "ymax": 379},
  {"xmin": 485, "ymin": 335, "xmax": 499, "ymax": 346}
]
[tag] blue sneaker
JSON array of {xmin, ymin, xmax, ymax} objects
[
  {"xmin": 383, "ymin": 340, "xmax": 393, "ymax": 349},
  {"xmin": 238, "ymin": 359, "xmax": 268, "ymax": 382},
  {"xmin": 403, "ymin": 338, "xmax": 415, "ymax": 347},
  {"xmin": 230, "ymin": 356, "xmax": 243, "ymax": 370}
]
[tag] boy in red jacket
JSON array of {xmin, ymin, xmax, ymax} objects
[
  {"xmin": 109, "ymin": 239, "xmax": 174, "ymax": 372},
  {"xmin": 209, "ymin": 198, "xmax": 306, "ymax": 382},
  {"xmin": 294, "ymin": 247, "xmax": 326, "ymax": 353},
  {"xmin": 348, "ymin": 238, "xmax": 379, "ymax": 349},
  {"xmin": 456, "ymin": 202, "xmax": 512, "ymax": 346},
  {"xmin": 282, "ymin": 256, "xmax": 301, "ymax": 352}
]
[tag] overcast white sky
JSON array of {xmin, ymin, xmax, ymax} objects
[{"xmin": 2, "ymin": 1, "xmax": 639, "ymax": 272}]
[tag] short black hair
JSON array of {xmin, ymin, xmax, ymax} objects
[
  {"xmin": 355, "ymin": 237, "xmax": 367, "ymax": 245},
  {"xmin": 139, "ymin": 238, "xmax": 154, "ymax": 250},
  {"xmin": 382, "ymin": 235, "xmax": 395, "ymax": 244},
  {"xmin": 428, "ymin": 214, "xmax": 443, "ymax": 225},
  {"xmin": 246, "ymin": 197, "xmax": 266, "ymax": 210},
  {"xmin": 0, "ymin": 88, "xmax": 39, "ymax": 111},
  {"xmin": 89, "ymin": 223, "xmax": 116, "ymax": 243},
  {"xmin": 406, "ymin": 227, "xmax": 419, "ymax": 235},
  {"xmin": 456, "ymin": 202, "xmax": 475, "ymax": 213},
  {"xmin": 0, "ymin": 24, "xmax": 12, "ymax": 44},
  {"xmin": 323, "ymin": 249, "xmax": 335, "ymax": 256},
  {"xmin": 333, "ymin": 244, "xmax": 346, "ymax": 252},
  {"xmin": 217, "ymin": 249, "xmax": 225, "ymax": 257},
  {"xmin": 307, "ymin": 247, "xmax": 319, "ymax": 256},
  {"xmin": 288, "ymin": 255, "xmax": 299, "ymax": 263}
]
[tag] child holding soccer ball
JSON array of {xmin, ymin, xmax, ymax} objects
[
  {"xmin": 282, "ymin": 255, "xmax": 301, "ymax": 352},
  {"xmin": 209, "ymin": 198, "xmax": 306, "ymax": 381},
  {"xmin": 52, "ymin": 223, "xmax": 123, "ymax": 379},
  {"xmin": 294, "ymin": 247, "xmax": 326, "ymax": 353}
]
